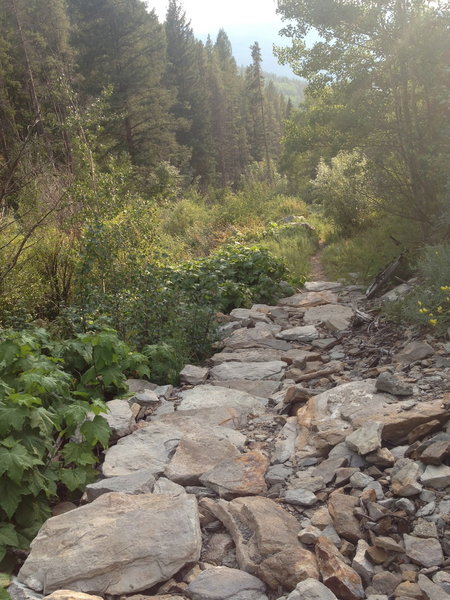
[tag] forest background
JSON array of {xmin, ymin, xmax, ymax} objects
[{"xmin": 0, "ymin": 0, "xmax": 449, "ymax": 574}]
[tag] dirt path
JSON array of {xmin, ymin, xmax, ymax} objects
[{"xmin": 309, "ymin": 243, "xmax": 327, "ymax": 281}]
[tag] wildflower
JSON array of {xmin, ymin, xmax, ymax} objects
[
  {"xmin": 437, "ymin": 306, "xmax": 443, "ymax": 313},
  {"xmin": 429, "ymin": 318, "xmax": 438, "ymax": 326}
]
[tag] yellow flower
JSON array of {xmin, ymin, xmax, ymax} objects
[
  {"xmin": 440, "ymin": 286, "xmax": 450, "ymax": 291},
  {"xmin": 429, "ymin": 319, "xmax": 438, "ymax": 326},
  {"xmin": 437, "ymin": 306, "xmax": 443, "ymax": 313}
]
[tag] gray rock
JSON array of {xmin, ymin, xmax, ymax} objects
[
  {"xmin": 421, "ymin": 464, "xmax": 450, "ymax": 489},
  {"xmin": 210, "ymin": 361, "xmax": 286, "ymax": 381},
  {"xmin": 284, "ymin": 489, "xmax": 318, "ymax": 507},
  {"xmin": 179, "ymin": 364, "xmax": 209, "ymax": 385},
  {"xmin": 152, "ymin": 477, "xmax": 186, "ymax": 496},
  {"xmin": 200, "ymin": 451, "xmax": 268, "ymax": 499},
  {"xmin": 84, "ymin": 469, "xmax": 155, "ymax": 501},
  {"xmin": 126, "ymin": 378, "xmax": 157, "ymax": 393},
  {"xmin": 222, "ymin": 326, "xmax": 290, "ymax": 351},
  {"xmin": 131, "ymin": 389, "xmax": 160, "ymax": 407},
  {"xmin": 276, "ymin": 325, "xmax": 319, "ymax": 342},
  {"xmin": 8, "ymin": 580, "xmax": 43, "ymax": 600},
  {"xmin": 349, "ymin": 471, "xmax": 375, "ymax": 489},
  {"xmin": 346, "ymin": 422, "xmax": 383, "ymax": 455},
  {"xmin": 352, "ymin": 539, "xmax": 374, "ymax": 585},
  {"xmin": 298, "ymin": 526, "xmax": 322, "ymax": 545},
  {"xmin": 286, "ymin": 578, "xmax": 338, "ymax": 600},
  {"xmin": 272, "ymin": 418, "xmax": 298, "ymax": 464},
  {"xmin": 396, "ymin": 341, "xmax": 434, "ymax": 363},
  {"xmin": 203, "ymin": 533, "xmax": 235, "ymax": 566},
  {"xmin": 375, "ymin": 372, "xmax": 413, "ymax": 396},
  {"xmin": 103, "ymin": 399, "xmax": 135, "ymax": 438},
  {"xmin": 432, "ymin": 572, "xmax": 450, "ymax": 595},
  {"xmin": 230, "ymin": 308, "xmax": 271, "ymax": 323},
  {"xmin": 210, "ymin": 379, "xmax": 281, "ymax": 398},
  {"xmin": 419, "ymin": 574, "xmax": 450, "ymax": 600},
  {"xmin": 391, "ymin": 458, "xmax": 423, "ymax": 496},
  {"xmin": 187, "ymin": 566, "xmax": 268, "ymax": 600},
  {"xmin": 403, "ymin": 534, "xmax": 443, "ymax": 567},
  {"xmin": 153, "ymin": 384, "xmax": 173, "ymax": 399},
  {"xmin": 266, "ymin": 464, "xmax": 293, "ymax": 485},
  {"xmin": 412, "ymin": 518, "xmax": 438, "ymax": 538},
  {"xmin": 177, "ymin": 385, "xmax": 266, "ymax": 426},
  {"xmin": 165, "ymin": 432, "xmax": 240, "ymax": 485},
  {"xmin": 18, "ymin": 493, "xmax": 201, "ymax": 595},
  {"xmin": 303, "ymin": 304, "xmax": 354, "ymax": 331},
  {"xmin": 210, "ymin": 349, "xmax": 284, "ymax": 365},
  {"xmin": 102, "ymin": 422, "xmax": 182, "ymax": 477}
]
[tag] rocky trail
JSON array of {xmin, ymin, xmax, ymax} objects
[{"xmin": 10, "ymin": 281, "xmax": 450, "ymax": 600}]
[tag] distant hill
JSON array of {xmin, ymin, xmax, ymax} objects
[{"xmin": 264, "ymin": 72, "xmax": 307, "ymax": 106}]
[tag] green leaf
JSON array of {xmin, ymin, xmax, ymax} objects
[
  {"xmin": 80, "ymin": 416, "xmax": 111, "ymax": 448},
  {"xmin": 59, "ymin": 467, "xmax": 90, "ymax": 492},
  {"xmin": 0, "ymin": 479, "xmax": 22, "ymax": 519},
  {"xmin": 0, "ymin": 444, "xmax": 40, "ymax": 484},
  {"xmin": 61, "ymin": 442, "xmax": 97, "ymax": 466},
  {"xmin": 0, "ymin": 524, "xmax": 19, "ymax": 549}
]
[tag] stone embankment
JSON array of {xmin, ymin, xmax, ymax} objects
[{"xmin": 10, "ymin": 281, "xmax": 450, "ymax": 600}]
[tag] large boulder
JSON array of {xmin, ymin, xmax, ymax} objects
[
  {"xmin": 187, "ymin": 566, "xmax": 268, "ymax": 600},
  {"xmin": 18, "ymin": 493, "xmax": 201, "ymax": 595},
  {"xmin": 209, "ymin": 361, "xmax": 286, "ymax": 381}
]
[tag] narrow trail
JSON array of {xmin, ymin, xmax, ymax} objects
[
  {"xmin": 11, "ymin": 279, "xmax": 450, "ymax": 600},
  {"xmin": 309, "ymin": 243, "xmax": 327, "ymax": 282}
]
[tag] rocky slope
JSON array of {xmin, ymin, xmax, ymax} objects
[{"xmin": 9, "ymin": 281, "xmax": 450, "ymax": 600}]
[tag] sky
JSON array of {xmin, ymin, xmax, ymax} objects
[
  {"xmin": 146, "ymin": 0, "xmax": 283, "ymax": 34},
  {"xmin": 145, "ymin": 0, "xmax": 294, "ymax": 76}
]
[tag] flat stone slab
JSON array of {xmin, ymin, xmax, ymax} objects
[
  {"xmin": 179, "ymin": 365, "xmax": 209, "ymax": 385},
  {"xmin": 18, "ymin": 493, "xmax": 201, "ymax": 595},
  {"xmin": 187, "ymin": 566, "xmax": 268, "ymax": 600},
  {"xmin": 210, "ymin": 379, "xmax": 281, "ymax": 398},
  {"xmin": 210, "ymin": 361, "xmax": 286, "ymax": 381},
  {"xmin": 303, "ymin": 304, "xmax": 354, "ymax": 331},
  {"xmin": 200, "ymin": 451, "xmax": 268, "ymax": 498},
  {"xmin": 304, "ymin": 282, "xmax": 343, "ymax": 292},
  {"xmin": 102, "ymin": 422, "xmax": 182, "ymax": 477},
  {"xmin": 177, "ymin": 385, "xmax": 266, "ymax": 419},
  {"xmin": 276, "ymin": 325, "xmax": 319, "ymax": 342},
  {"xmin": 84, "ymin": 469, "xmax": 155, "ymax": 502},
  {"xmin": 165, "ymin": 432, "xmax": 240, "ymax": 485},
  {"xmin": 222, "ymin": 326, "xmax": 290, "ymax": 351},
  {"xmin": 278, "ymin": 291, "xmax": 338, "ymax": 307},
  {"xmin": 210, "ymin": 349, "xmax": 284, "ymax": 364}
]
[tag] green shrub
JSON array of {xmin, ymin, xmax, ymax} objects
[
  {"xmin": 0, "ymin": 327, "xmax": 149, "ymax": 571},
  {"xmin": 392, "ymin": 244, "xmax": 450, "ymax": 333}
]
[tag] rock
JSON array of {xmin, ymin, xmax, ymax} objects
[
  {"xmin": 18, "ymin": 493, "xmax": 201, "ymax": 595},
  {"xmin": 312, "ymin": 457, "xmax": 349, "ymax": 484},
  {"xmin": 43, "ymin": 593, "xmax": 103, "ymax": 600},
  {"xmin": 311, "ymin": 507, "xmax": 333, "ymax": 529},
  {"xmin": 200, "ymin": 496, "xmax": 302, "ymax": 585},
  {"xmin": 104, "ymin": 399, "xmax": 135, "ymax": 438},
  {"xmin": 290, "ymin": 471, "xmax": 325, "ymax": 492},
  {"xmin": 222, "ymin": 327, "xmax": 290, "ymax": 351},
  {"xmin": 421, "ymin": 464, "xmax": 450, "ymax": 489},
  {"xmin": 83, "ymin": 469, "xmax": 155, "ymax": 501},
  {"xmin": 200, "ymin": 451, "xmax": 268, "ymax": 498},
  {"xmin": 276, "ymin": 325, "xmax": 319, "ymax": 342},
  {"xmin": 210, "ymin": 379, "xmax": 281, "ymax": 398},
  {"xmin": 394, "ymin": 582, "xmax": 424, "ymax": 599},
  {"xmin": 296, "ymin": 380, "xmax": 449, "ymax": 457},
  {"xmin": 315, "ymin": 537, "xmax": 364, "ymax": 600},
  {"xmin": 286, "ymin": 578, "xmax": 339, "ymax": 600},
  {"xmin": 126, "ymin": 378, "xmax": 157, "ymax": 393},
  {"xmin": 230, "ymin": 308, "xmax": 271, "ymax": 323},
  {"xmin": 132, "ymin": 389, "xmax": 160, "ymax": 407},
  {"xmin": 298, "ymin": 526, "xmax": 322, "ymax": 545},
  {"xmin": 419, "ymin": 440, "xmax": 450, "ymax": 465},
  {"xmin": 176, "ymin": 385, "xmax": 266, "ymax": 427},
  {"xmin": 375, "ymin": 372, "xmax": 413, "ymax": 396},
  {"xmin": 278, "ymin": 291, "xmax": 335, "ymax": 307},
  {"xmin": 266, "ymin": 463, "xmax": 292, "ymax": 485},
  {"xmin": 327, "ymin": 492, "xmax": 362, "ymax": 543},
  {"xmin": 391, "ymin": 458, "xmax": 423, "ymax": 496},
  {"xmin": 396, "ymin": 341, "xmax": 434, "ymax": 363},
  {"xmin": 349, "ymin": 471, "xmax": 374, "ymax": 488},
  {"xmin": 187, "ymin": 566, "xmax": 267, "ymax": 600},
  {"xmin": 272, "ymin": 418, "xmax": 298, "ymax": 464},
  {"xmin": 203, "ymin": 533, "xmax": 235, "ymax": 566},
  {"xmin": 165, "ymin": 432, "xmax": 240, "ymax": 485},
  {"xmin": 179, "ymin": 365, "xmax": 209, "ymax": 385},
  {"xmin": 352, "ymin": 540, "xmax": 374, "ymax": 585},
  {"xmin": 304, "ymin": 282, "xmax": 343, "ymax": 292},
  {"xmin": 303, "ymin": 304, "xmax": 354, "ymax": 331},
  {"xmin": 374, "ymin": 536, "xmax": 405, "ymax": 553},
  {"xmin": 210, "ymin": 361, "xmax": 286, "ymax": 381},
  {"xmin": 102, "ymin": 422, "xmax": 182, "ymax": 477},
  {"xmin": 153, "ymin": 477, "xmax": 186, "ymax": 496},
  {"xmin": 346, "ymin": 422, "xmax": 383, "ymax": 455},
  {"xmin": 418, "ymin": 574, "xmax": 450, "ymax": 600},
  {"xmin": 371, "ymin": 572, "xmax": 403, "ymax": 595},
  {"xmin": 403, "ymin": 534, "xmax": 443, "ymax": 567},
  {"xmin": 259, "ymin": 548, "xmax": 319, "ymax": 591},
  {"xmin": 210, "ymin": 349, "xmax": 284, "ymax": 364},
  {"xmin": 8, "ymin": 581, "xmax": 43, "ymax": 600},
  {"xmin": 412, "ymin": 518, "xmax": 438, "ymax": 538},
  {"xmin": 284, "ymin": 489, "xmax": 318, "ymax": 507}
]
